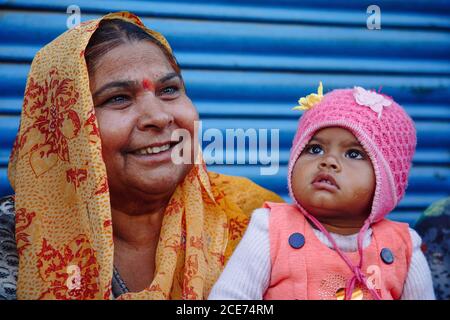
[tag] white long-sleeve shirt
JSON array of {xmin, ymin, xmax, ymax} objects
[{"xmin": 209, "ymin": 208, "xmax": 435, "ymax": 300}]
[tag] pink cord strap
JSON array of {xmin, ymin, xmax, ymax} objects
[{"xmin": 304, "ymin": 213, "xmax": 381, "ymax": 300}]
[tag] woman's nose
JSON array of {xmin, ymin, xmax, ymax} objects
[
  {"xmin": 136, "ymin": 95, "xmax": 174, "ymax": 131},
  {"xmin": 318, "ymin": 155, "xmax": 341, "ymax": 172}
]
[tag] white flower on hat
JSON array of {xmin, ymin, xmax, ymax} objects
[{"xmin": 353, "ymin": 86, "xmax": 392, "ymax": 119}]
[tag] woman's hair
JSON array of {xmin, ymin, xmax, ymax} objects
[{"xmin": 85, "ymin": 19, "xmax": 182, "ymax": 77}]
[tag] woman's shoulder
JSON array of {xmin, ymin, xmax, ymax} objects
[
  {"xmin": 0, "ymin": 195, "xmax": 15, "ymax": 235},
  {"xmin": 0, "ymin": 194, "xmax": 15, "ymax": 215},
  {"xmin": 0, "ymin": 194, "xmax": 15, "ymax": 237},
  {"xmin": 207, "ymin": 171, "xmax": 284, "ymax": 215},
  {"xmin": 0, "ymin": 194, "xmax": 18, "ymax": 300}
]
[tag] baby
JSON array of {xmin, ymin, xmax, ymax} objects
[{"xmin": 209, "ymin": 84, "xmax": 435, "ymax": 300}]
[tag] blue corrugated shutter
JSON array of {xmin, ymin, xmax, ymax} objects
[{"xmin": 1, "ymin": 0, "xmax": 449, "ymax": 225}]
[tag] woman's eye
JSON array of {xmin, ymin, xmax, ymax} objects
[
  {"xmin": 160, "ymin": 86, "xmax": 179, "ymax": 96},
  {"xmin": 104, "ymin": 95, "xmax": 130, "ymax": 105},
  {"xmin": 307, "ymin": 144, "xmax": 324, "ymax": 155},
  {"xmin": 346, "ymin": 149, "xmax": 364, "ymax": 160}
]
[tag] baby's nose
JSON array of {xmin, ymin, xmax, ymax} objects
[{"xmin": 319, "ymin": 156, "xmax": 340, "ymax": 171}]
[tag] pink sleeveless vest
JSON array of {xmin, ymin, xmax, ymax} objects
[{"xmin": 263, "ymin": 202, "xmax": 412, "ymax": 300}]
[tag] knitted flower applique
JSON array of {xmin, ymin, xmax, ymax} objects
[
  {"xmin": 353, "ymin": 86, "xmax": 392, "ymax": 119},
  {"xmin": 293, "ymin": 82, "xmax": 323, "ymax": 111}
]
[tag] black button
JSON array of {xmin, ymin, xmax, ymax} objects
[
  {"xmin": 380, "ymin": 248, "xmax": 394, "ymax": 264},
  {"xmin": 288, "ymin": 233, "xmax": 305, "ymax": 249}
]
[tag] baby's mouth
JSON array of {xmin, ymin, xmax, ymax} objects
[{"xmin": 311, "ymin": 173, "xmax": 340, "ymax": 191}]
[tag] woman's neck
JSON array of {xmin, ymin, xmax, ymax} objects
[
  {"xmin": 111, "ymin": 205, "xmax": 166, "ymax": 292},
  {"xmin": 109, "ymin": 188, "xmax": 173, "ymax": 245},
  {"xmin": 111, "ymin": 205, "xmax": 165, "ymax": 248}
]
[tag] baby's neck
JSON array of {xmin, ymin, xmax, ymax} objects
[{"xmin": 310, "ymin": 219, "xmax": 364, "ymax": 236}]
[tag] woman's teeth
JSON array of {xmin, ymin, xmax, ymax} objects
[
  {"xmin": 135, "ymin": 144, "xmax": 171, "ymax": 155},
  {"xmin": 320, "ymin": 179, "xmax": 333, "ymax": 185}
]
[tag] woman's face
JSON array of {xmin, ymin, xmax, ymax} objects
[
  {"xmin": 89, "ymin": 41, "xmax": 198, "ymax": 208},
  {"xmin": 291, "ymin": 127, "xmax": 376, "ymax": 226}
]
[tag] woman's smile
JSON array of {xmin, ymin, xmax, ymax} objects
[{"xmin": 126, "ymin": 139, "xmax": 182, "ymax": 165}]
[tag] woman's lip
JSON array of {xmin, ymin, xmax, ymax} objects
[
  {"xmin": 128, "ymin": 146, "xmax": 173, "ymax": 164},
  {"xmin": 128, "ymin": 140, "xmax": 177, "ymax": 153},
  {"xmin": 311, "ymin": 181, "xmax": 339, "ymax": 192},
  {"xmin": 127, "ymin": 139, "xmax": 186, "ymax": 164}
]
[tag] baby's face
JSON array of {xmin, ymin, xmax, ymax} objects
[{"xmin": 292, "ymin": 127, "xmax": 375, "ymax": 227}]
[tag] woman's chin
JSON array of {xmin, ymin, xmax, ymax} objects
[{"xmin": 136, "ymin": 165, "xmax": 191, "ymax": 192}]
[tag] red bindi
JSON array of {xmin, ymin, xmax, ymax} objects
[{"xmin": 142, "ymin": 78, "xmax": 155, "ymax": 92}]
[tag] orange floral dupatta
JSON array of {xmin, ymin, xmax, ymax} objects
[{"xmin": 7, "ymin": 12, "xmax": 282, "ymax": 299}]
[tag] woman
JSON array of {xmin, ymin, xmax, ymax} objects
[{"xmin": 0, "ymin": 12, "xmax": 282, "ymax": 300}]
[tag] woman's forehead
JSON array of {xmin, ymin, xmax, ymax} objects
[{"xmin": 91, "ymin": 41, "xmax": 174, "ymax": 83}]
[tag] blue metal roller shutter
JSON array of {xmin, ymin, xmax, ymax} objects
[{"xmin": 1, "ymin": 0, "xmax": 449, "ymax": 225}]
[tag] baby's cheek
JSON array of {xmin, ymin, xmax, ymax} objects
[
  {"xmin": 348, "ymin": 164, "xmax": 376, "ymax": 202},
  {"xmin": 291, "ymin": 160, "xmax": 310, "ymax": 201},
  {"xmin": 349, "ymin": 183, "xmax": 375, "ymax": 216},
  {"xmin": 351, "ymin": 186, "xmax": 373, "ymax": 201},
  {"xmin": 292, "ymin": 186, "xmax": 304, "ymax": 204}
]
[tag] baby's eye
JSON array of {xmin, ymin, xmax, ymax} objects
[
  {"xmin": 307, "ymin": 144, "xmax": 324, "ymax": 155},
  {"xmin": 346, "ymin": 149, "xmax": 365, "ymax": 160}
]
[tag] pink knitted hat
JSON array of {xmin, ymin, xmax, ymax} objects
[{"xmin": 288, "ymin": 86, "xmax": 417, "ymax": 224}]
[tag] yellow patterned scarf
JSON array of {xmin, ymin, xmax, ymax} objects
[{"xmin": 8, "ymin": 11, "xmax": 282, "ymax": 300}]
